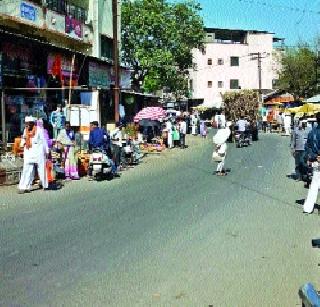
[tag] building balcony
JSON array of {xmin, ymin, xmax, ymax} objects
[{"xmin": 0, "ymin": 0, "xmax": 92, "ymax": 52}]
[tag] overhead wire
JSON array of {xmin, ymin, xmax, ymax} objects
[{"xmin": 236, "ymin": 0, "xmax": 320, "ymax": 16}]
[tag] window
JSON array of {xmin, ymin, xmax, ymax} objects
[
  {"xmin": 218, "ymin": 58, "xmax": 224, "ymax": 65},
  {"xmin": 207, "ymin": 58, "xmax": 212, "ymax": 66},
  {"xmin": 101, "ymin": 35, "xmax": 113, "ymax": 59},
  {"xmin": 207, "ymin": 81, "xmax": 212, "ymax": 88},
  {"xmin": 230, "ymin": 56, "xmax": 239, "ymax": 66},
  {"xmin": 230, "ymin": 79, "xmax": 239, "ymax": 89},
  {"xmin": 218, "ymin": 81, "xmax": 223, "ymax": 88},
  {"xmin": 47, "ymin": 0, "xmax": 87, "ymax": 22}
]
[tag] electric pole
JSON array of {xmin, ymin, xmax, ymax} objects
[
  {"xmin": 112, "ymin": 0, "xmax": 120, "ymax": 123},
  {"xmin": 250, "ymin": 52, "xmax": 267, "ymax": 109}
]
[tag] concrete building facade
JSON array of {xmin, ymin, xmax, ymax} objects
[
  {"xmin": 189, "ymin": 28, "xmax": 283, "ymax": 108},
  {"xmin": 0, "ymin": 0, "xmax": 133, "ymax": 144}
]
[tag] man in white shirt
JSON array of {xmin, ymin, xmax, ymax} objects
[
  {"xmin": 236, "ymin": 116, "xmax": 248, "ymax": 132},
  {"xmin": 166, "ymin": 119, "xmax": 173, "ymax": 148},
  {"xmin": 110, "ymin": 122, "xmax": 122, "ymax": 169},
  {"xmin": 215, "ymin": 112, "xmax": 226, "ymax": 129},
  {"xmin": 179, "ymin": 117, "xmax": 187, "ymax": 149}
]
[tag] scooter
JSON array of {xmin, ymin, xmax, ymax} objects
[
  {"xmin": 298, "ymin": 239, "xmax": 320, "ymax": 306},
  {"xmin": 89, "ymin": 149, "xmax": 113, "ymax": 181},
  {"xmin": 235, "ymin": 131, "xmax": 248, "ymax": 148}
]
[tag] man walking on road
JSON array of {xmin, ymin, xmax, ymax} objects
[
  {"xmin": 212, "ymin": 122, "xmax": 231, "ymax": 176},
  {"xmin": 291, "ymin": 121, "xmax": 307, "ymax": 180},
  {"xmin": 18, "ymin": 116, "xmax": 49, "ymax": 194},
  {"xmin": 179, "ymin": 117, "xmax": 187, "ymax": 149},
  {"xmin": 303, "ymin": 113, "xmax": 320, "ymax": 214}
]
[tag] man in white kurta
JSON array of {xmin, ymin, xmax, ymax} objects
[
  {"xmin": 284, "ymin": 113, "xmax": 291, "ymax": 136},
  {"xmin": 213, "ymin": 122, "xmax": 231, "ymax": 175},
  {"xmin": 18, "ymin": 117, "xmax": 49, "ymax": 193},
  {"xmin": 166, "ymin": 119, "xmax": 173, "ymax": 148}
]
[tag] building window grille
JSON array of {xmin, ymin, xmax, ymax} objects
[
  {"xmin": 230, "ymin": 79, "xmax": 239, "ymax": 89},
  {"xmin": 230, "ymin": 56, "xmax": 239, "ymax": 66},
  {"xmin": 101, "ymin": 35, "xmax": 113, "ymax": 59},
  {"xmin": 47, "ymin": 0, "xmax": 87, "ymax": 22},
  {"xmin": 218, "ymin": 58, "xmax": 224, "ymax": 65},
  {"xmin": 208, "ymin": 81, "xmax": 213, "ymax": 88},
  {"xmin": 218, "ymin": 81, "xmax": 223, "ymax": 88},
  {"xmin": 207, "ymin": 58, "xmax": 212, "ymax": 66}
]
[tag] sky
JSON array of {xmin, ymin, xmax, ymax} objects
[{"xmin": 196, "ymin": 0, "xmax": 320, "ymax": 47}]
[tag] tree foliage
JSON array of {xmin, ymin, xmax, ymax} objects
[
  {"xmin": 278, "ymin": 44, "xmax": 318, "ymax": 98},
  {"xmin": 121, "ymin": 0, "xmax": 205, "ymax": 94}
]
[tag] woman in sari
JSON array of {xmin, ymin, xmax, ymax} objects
[{"xmin": 57, "ymin": 121, "xmax": 79, "ymax": 180}]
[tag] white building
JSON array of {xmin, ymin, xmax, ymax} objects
[{"xmin": 189, "ymin": 28, "xmax": 283, "ymax": 108}]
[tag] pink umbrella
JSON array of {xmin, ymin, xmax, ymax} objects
[{"xmin": 134, "ymin": 107, "xmax": 166, "ymax": 122}]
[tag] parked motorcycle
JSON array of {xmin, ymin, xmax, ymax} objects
[{"xmin": 88, "ymin": 149, "xmax": 113, "ymax": 181}]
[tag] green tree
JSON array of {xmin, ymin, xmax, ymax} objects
[
  {"xmin": 121, "ymin": 0, "xmax": 204, "ymax": 94},
  {"xmin": 278, "ymin": 44, "xmax": 318, "ymax": 99}
]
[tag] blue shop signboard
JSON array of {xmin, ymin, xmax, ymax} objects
[
  {"xmin": 88, "ymin": 62, "xmax": 111, "ymax": 88},
  {"xmin": 20, "ymin": 2, "xmax": 37, "ymax": 22}
]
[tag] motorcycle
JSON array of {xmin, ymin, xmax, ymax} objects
[
  {"xmin": 235, "ymin": 130, "xmax": 243, "ymax": 148},
  {"xmin": 235, "ymin": 131, "xmax": 249, "ymax": 148},
  {"xmin": 298, "ymin": 239, "xmax": 320, "ymax": 306},
  {"xmin": 89, "ymin": 149, "xmax": 113, "ymax": 181}
]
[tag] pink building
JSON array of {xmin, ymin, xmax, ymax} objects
[{"xmin": 189, "ymin": 28, "xmax": 283, "ymax": 108}]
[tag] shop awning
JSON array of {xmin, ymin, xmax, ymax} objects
[{"xmin": 305, "ymin": 94, "xmax": 320, "ymax": 104}]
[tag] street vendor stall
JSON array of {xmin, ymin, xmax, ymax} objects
[{"xmin": 134, "ymin": 107, "xmax": 166, "ymax": 153}]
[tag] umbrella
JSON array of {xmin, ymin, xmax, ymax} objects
[
  {"xmin": 287, "ymin": 103, "xmax": 319, "ymax": 114},
  {"xmin": 134, "ymin": 107, "xmax": 166, "ymax": 123}
]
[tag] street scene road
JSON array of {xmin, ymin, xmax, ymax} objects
[{"xmin": 0, "ymin": 133, "xmax": 318, "ymax": 306}]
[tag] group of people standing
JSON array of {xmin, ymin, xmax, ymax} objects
[
  {"xmin": 290, "ymin": 112, "xmax": 320, "ymax": 214},
  {"xmin": 165, "ymin": 117, "xmax": 187, "ymax": 149}
]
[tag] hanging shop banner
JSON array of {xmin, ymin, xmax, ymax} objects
[
  {"xmin": 120, "ymin": 68, "xmax": 132, "ymax": 89},
  {"xmin": 110, "ymin": 68, "xmax": 132, "ymax": 89},
  {"xmin": 70, "ymin": 107, "xmax": 98, "ymax": 128},
  {"xmin": 47, "ymin": 53, "xmax": 79, "ymax": 86},
  {"xmin": 88, "ymin": 62, "xmax": 112, "ymax": 88},
  {"xmin": 65, "ymin": 16, "xmax": 82, "ymax": 39},
  {"xmin": 80, "ymin": 91, "xmax": 99, "ymax": 109},
  {"xmin": 20, "ymin": 2, "xmax": 37, "ymax": 22}
]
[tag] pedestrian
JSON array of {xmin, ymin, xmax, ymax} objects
[
  {"xmin": 290, "ymin": 121, "xmax": 307, "ymax": 180},
  {"xmin": 235, "ymin": 115, "xmax": 249, "ymax": 140},
  {"xmin": 284, "ymin": 113, "xmax": 291, "ymax": 136},
  {"xmin": 303, "ymin": 112, "xmax": 320, "ymax": 214},
  {"xmin": 191, "ymin": 113, "xmax": 198, "ymax": 135},
  {"xmin": 179, "ymin": 117, "xmax": 187, "ymax": 148},
  {"xmin": 18, "ymin": 116, "xmax": 49, "ymax": 194},
  {"xmin": 200, "ymin": 121, "xmax": 208, "ymax": 138},
  {"xmin": 251, "ymin": 120, "xmax": 259, "ymax": 141},
  {"xmin": 166, "ymin": 119, "xmax": 173, "ymax": 149},
  {"xmin": 212, "ymin": 122, "xmax": 231, "ymax": 176},
  {"xmin": 110, "ymin": 122, "xmax": 122, "ymax": 170},
  {"xmin": 56, "ymin": 121, "xmax": 79, "ymax": 180}
]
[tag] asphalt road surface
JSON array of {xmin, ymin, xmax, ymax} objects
[{"xmin": 0, "ymin": 132, "xmax": 319, "ymax": 306}]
